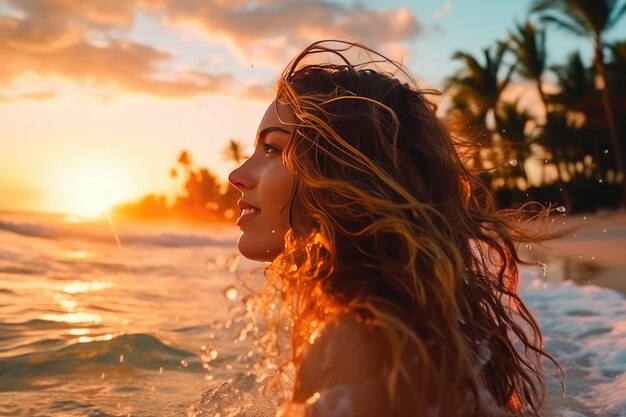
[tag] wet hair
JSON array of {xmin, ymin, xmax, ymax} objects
[{"xmin": 260, "ymin": 40, "xmax": 559, "ymax": 417}]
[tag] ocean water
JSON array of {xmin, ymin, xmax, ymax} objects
[{"xmin": 0, "ymin": 211, "xmax": 624, "ymax": 417}]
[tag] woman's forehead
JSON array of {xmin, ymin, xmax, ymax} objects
[{"xmin": 257, "ymin": 100, "xmax": 294, "ymax": 134}]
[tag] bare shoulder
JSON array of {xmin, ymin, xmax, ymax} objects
[{"xmin": 293, "ymin": 314, "xmax": 388, "ymax": 402}]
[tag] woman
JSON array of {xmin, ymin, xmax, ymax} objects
[{"xmin": 228, "ymin": 40, "xmax": 558, "ymax": 417}]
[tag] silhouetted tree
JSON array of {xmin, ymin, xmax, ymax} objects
[
  {"xmin": 447, "ymin": 42, "xmax": 517, "ymax": 131},
  {"xmin": 223, "ymin": 139, "xmax": 248, "ymax": 165},
  {"xmin": 509, "ymin": 21, "xmax": 549, "ymax": 118},
  {"xmin": 532, "ymin": 0, "xmax": 626, "ymax": 195}
]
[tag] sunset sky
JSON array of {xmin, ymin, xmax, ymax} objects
[{"xmin": 1, "ymin": 0, "xmax": 625, "ymax": 216}]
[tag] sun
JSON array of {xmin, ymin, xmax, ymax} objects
[{"xmin": 54, "ymin": 158, "xmax": 136, "ymax": 217}]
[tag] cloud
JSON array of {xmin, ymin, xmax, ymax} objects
[
  {"xmin": 164, "ymin": 0, "xmax": 421, "ymax": 65},
  {"xmin": 0, "ymin": 89, "xmax": 56, "ymax": 103},
  {"xmin": 433, "ymin": 1, "xmax": 452, "ymax": 21},
  {"xmin": 0, "ymin": 12, "xmax": 231, "ymax": 99},
  {"xmin": 0, "ymin": 0, "xmax": 422, "ymax": 100}
]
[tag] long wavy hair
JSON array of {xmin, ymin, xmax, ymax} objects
[{"xmin": 258, "ymin": 40, "xmax": 559, "ymax": 417}]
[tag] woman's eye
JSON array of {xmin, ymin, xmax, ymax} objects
[{"xmin": 263, "ymin": 143, "xmax": 279, "ymax": 155}]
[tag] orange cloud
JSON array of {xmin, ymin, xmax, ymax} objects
[
  {"xmin": 164, "ymin": 0, "xmax": 420, "ymax": 64},
  {"xmin": 0, "ymin": 0, "xmax": 422, "ymax": 100},
  {"xmin": 0, "ymin": 31, "xmax": 230, "ymax": 98},
  {"xmin": 0, "ymin": 1, "xmax": 231, "ymax": 99}
]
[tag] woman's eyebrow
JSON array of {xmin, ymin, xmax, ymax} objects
[{"xmin": 255, "ymin": 126, "xmax": 292, "ymax": 146}]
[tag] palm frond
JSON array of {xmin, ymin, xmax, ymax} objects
[
  {"xmin": 608, "ymin": 0, "xmax": 626, "ymax": 29},
  {"xmin": 540, "ymin": 14, "xmax": 587, "ymax": 36}
]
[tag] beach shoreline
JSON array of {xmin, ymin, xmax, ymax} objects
[{"xmin": 519, "ymin": 210, "xmax": 626, "ymax": 295}]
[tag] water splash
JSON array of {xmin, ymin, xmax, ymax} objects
[
  {"xmin": 223, "ymin": 254, "xmax": 240, "ymax": 273},
  {"xmin": 223, "ymin": 286, "xmax": 238, "ymax": 301}
]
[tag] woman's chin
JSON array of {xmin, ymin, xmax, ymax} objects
[{"xmin": 237, "ymin": 235, "xmax": 282, "ymax": 262}]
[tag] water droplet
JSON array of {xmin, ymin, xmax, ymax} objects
[
  {"xmin": 544, "ymin": 159, "xmax": 548, "ymax": 164},
  {"xmin": 604, "ymin": 149, "xmax": 609, "ymax": 154},
  {"xmin": 119, "ymin": 354, "xmax": 124, "ymax": 363},
  {"xmin": 101, "ymin": 372, "xmax": 106, "ymax": 380},
  {"xmin": 180, "ymin": 359, "xmax": 188, "ymax": 368},
  {"xmin": 603, "ymin": 229, "xmax": 607, "ymax": 233},
  {"xmin": 536, "ymin": 261, "xmax": 547, "ymax": 277},
  {"xmin": 271, "ymin": 230, "xmax": 276, "ymax": 234},
  {"xmin": 159, "ymin": 366, "xmax": 163, "ymax": 375},
  {"xmin": 223, "ymin": 285, "xmax": 238, "ymax": 301},
  {"xmin": 509, "ymin": 159, "xmax": 518, "ymax": 167},
  {"xmin": 525, "ymin": 244, "xmax": 532, "ymax": 250},
  {"xmin": 210, "ymin": 349, "xmax": 218, "ymax": 360},
  {"xmin": 205, "ymin": 259, "xmax": 216, "ymax": 271},
  {"xmin": 583, "ymin": 216, "xmax": 587, "ymax": 220},
  {"xmin": 591, "ymin": 256, "xmax": 595, "ymax": 261},
  {"xmin": 223, "ymin": 254, "xmax": 240, "ymax": 272}
]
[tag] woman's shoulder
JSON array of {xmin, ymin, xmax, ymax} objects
[{"xmin": 293, "ymin": 314, "xmax": 388, "ymax": 402}]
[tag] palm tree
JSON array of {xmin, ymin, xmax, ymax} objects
[
  {"xmin": 177, "ymin": 150, "xmax": 192, "ymax": 176},
  {"xmin": 549, "ymin": 52, "xmax": 603, "ymax": 179},
  {"xmin": 446, "ymin": 42, "xmax": 517, "ymax": 132},
  {"xmin": 509, "ymin": 21, "xmax": 549, "ymax": 119},
  {"xmin": 444, "ymin": 94, "xmax": 490, "ymax": 170},
  {"xmin": 531, "ymin": 0, "xmax": 626, "ymax": 194},
  {"xmin": 445, "ymin": 43, "xmax": 517, "ymax": 174},
  {"xmin": 494, "ymin": 100, "xmax": 533, "ymax": 188},
  {"xmin": 222, "ymin": 139, "xmax": 247, "ymax": 165},
  {"xmin": 549, "ymin": 52, "xmax": 596, "ymax": 108},
  {"xmin": 606, "ymin": 40, "xmax": 626, "ymax": 93}
]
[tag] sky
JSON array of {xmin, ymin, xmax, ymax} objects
[{"xmin": 1, "ymin": 0, "xmax": 625, "ymax": 216}]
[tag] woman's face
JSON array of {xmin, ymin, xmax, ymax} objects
[{"xmin": 228, "ymin": 101, "xmax": 295, "ymax": 261}]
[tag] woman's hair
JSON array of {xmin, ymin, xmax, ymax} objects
[{"xmin": 259, "ymin": 40, "xmax": 559, "ymax": 417}]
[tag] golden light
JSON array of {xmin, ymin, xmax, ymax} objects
[
  {"xmin": 41, "ymin": 312, "xmax": 102, "ymax": 324},
  {"xmin": 61, "ymin": 280, "xmax": 113, "ymax": 294},
  {"xmin": 53, "ymin": 158, "xmax": 136, "ymax": 216}
]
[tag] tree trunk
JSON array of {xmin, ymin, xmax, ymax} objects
[{"xmin": 595, "ymin": 37, "xmax": 626, "ymax": 202}]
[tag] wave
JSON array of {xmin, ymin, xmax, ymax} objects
[
  {"xmin": 0, "ymin": 333, "xmax": 198, "ymax": 391},
  {"xmin": 0, "ymin": 219, "xmax": 49, "ymax": 238},
  {"xmin": 0, "ymin": 218, "xmax": 236, "ymax": 248}
]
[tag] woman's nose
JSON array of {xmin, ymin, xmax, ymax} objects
[{"xmin": 228, "ymin": 161, "xmax": 253, "ymax": 191}]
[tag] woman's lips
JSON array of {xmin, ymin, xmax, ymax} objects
[{"xmin": 236, "ymin": 207, "xmax": 261, "ymax": 225}]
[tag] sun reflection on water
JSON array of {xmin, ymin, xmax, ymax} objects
[
  {"xmin": 69, "ymin": 328, "xmax": 91, "ymax": 336},
  {"xmin": 78, "ymin": 333, "xmax": 114, "ymax": 344},
  {"xmin": 65, "ymin": 250, "xmax": 88, "ymax": 259},
  {"xmin": 41, "ymin": 311, "xmax": 102, "ymax": 324},
  {"xmin": 61, "ymin": 280, "xmax": 113, "ymax": 294},
  {"xmin": 59, "ymin": 298, "xmax": 78, "ymax": 311}
]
